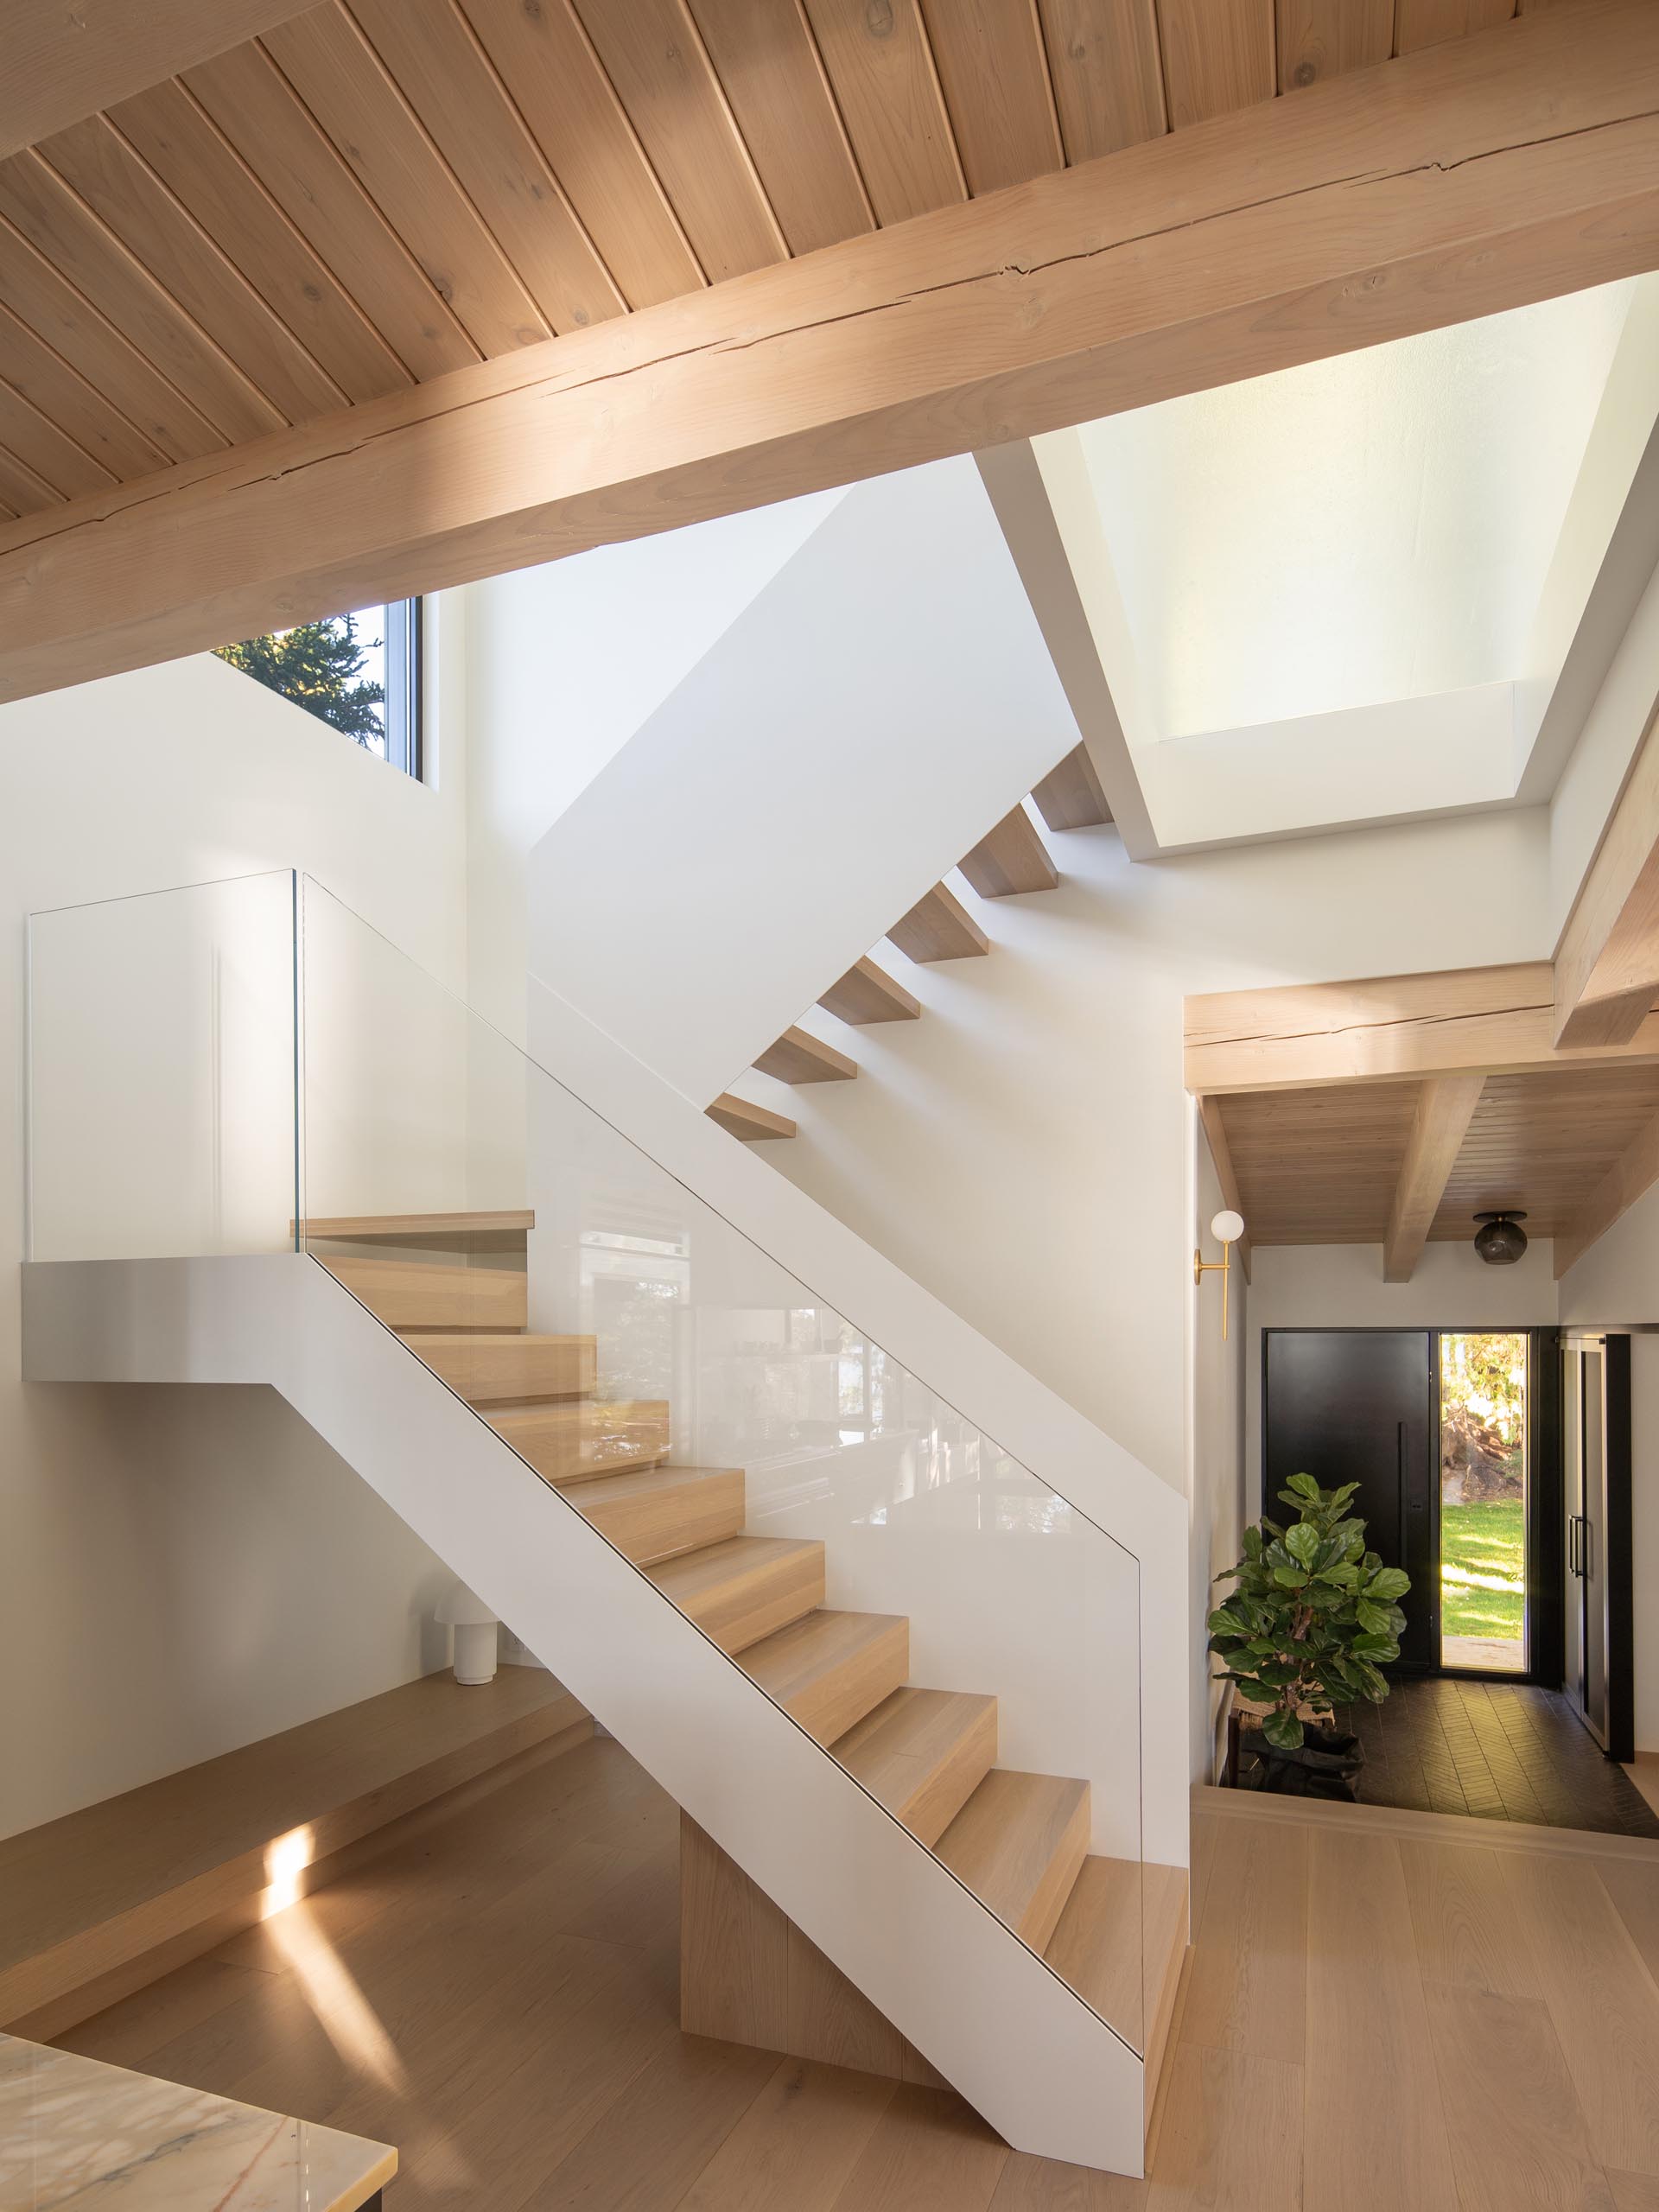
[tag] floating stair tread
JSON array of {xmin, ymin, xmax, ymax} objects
[
  {"xmin": 887, "ymin": 882, "xmax": 988, "ymax": 963},
  {"xmin": 739, "ymin": 1609, "xmax": 909, "ymax": 1746},
  {"xmin": 646, "ymin": 1535, "xmax": 825, "ymax": 1655},
  {"xmin": 1031, "ymin": 743, "xmax": 1112, "ymax": 833},
  {"xmin": 959, "ymin": 806, "xmax": 1058, "ymax": 898},
  {"xmin": 321, "ymin": 1255, "xmax": 527, "ymax": 1333},
  {"xmin": 832, "ymin": 1686, "xmax": 998, "ymax": 1847},
  {"xmin": 1045, "ymin": 1854, "xmax": 1188, "ymax": 2052},
  {"xmin": 706, "ymin": 1093, "xmax": 798, "ymax": 1141},
  {"xmin": 818, "ymin": 957, "xmax": 921, "ymax": 1027},
  {"xmin": 299, "ymin": 1210, "xmax": 534, "ymax": 1253},
  {"xmin": 567, "ymin": 1464, "xmax": 745, "ymax": 1567},
  {"xmin": 935, "ymin": 1769, "xmax": 1090, "ymax": 1951},
  {"xmin": 413, "ymin": 1332, "xmax": 595, "ymax": 1405},
  {"xmin": 487, "ymin": 1399, "xmax": 669, "ymax": 1482},
  {"xmin": 752, "ymin": 1026, "xmax": 858, "ymax": 1084}
]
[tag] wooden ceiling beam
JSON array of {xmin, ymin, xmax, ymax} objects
[
  {"xmin": 1553, "ymin": 696, "xmax": 1659, "ymax": 1047},
  {"xmin": 1553, "ymin": 1107, "xmax": 1659, "ymax": 1276},
  {"xmin": 1382, "ymin": 1076, "xmax": 1487, "ymax": 1282},
  {"xmin": 1185, "ymin": 963, "xmax": 1659, "ymax": 1096},
  {"xmin": 1, "ymin": 2, "xmax": 316, "ymax": 161},
  {"xmin": 4, "ymin": 0, "xmax": 1659, "ymax": 701}
]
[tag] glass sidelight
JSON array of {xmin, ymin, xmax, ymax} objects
[{"xmin": 1438, "ymin": 1333, "xmax": 1528, "ymax": 1675}]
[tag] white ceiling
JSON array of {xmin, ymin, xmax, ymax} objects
[{"xmin": 1073, "ymin": 280, "xmax": 1637, "ymax": 742}]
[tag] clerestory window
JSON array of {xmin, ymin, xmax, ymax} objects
[{"xmin": 215, "ymin": 598, "xmax": 423, "ymax": 778}]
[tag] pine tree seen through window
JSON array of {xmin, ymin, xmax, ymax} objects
[{"xmin": 215, "ymin": 600, "xmax": 423, "ymax": 776}]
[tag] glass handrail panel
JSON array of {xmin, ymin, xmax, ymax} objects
[
  {"xmin": 27, "ymin": 871, "xmax": 298, "ymax": 1262},
  {"xmin": 298, "ymin": 875, "xmax": 1156, "ymax": 2054}
]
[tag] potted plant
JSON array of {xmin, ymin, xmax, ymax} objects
[{"xmin": 1209, "ymin": 1473, "xmax": 1409, "ymax": 1799}]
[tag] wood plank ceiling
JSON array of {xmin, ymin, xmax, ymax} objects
[
  {"xmin": 1214, "ymin": 1062, "xmax": 1659, "ymax": 1248},
  {"xmin": 0, "ymin": 0, "xmax": 1560, "ymax": 528}
]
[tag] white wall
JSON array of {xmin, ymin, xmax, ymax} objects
[
  {"xmin": 0, "ymin": 651, "xmax": 467, "ymax": 1836},
  {"xmin": 492, "ymin": 457, "xmax": 1548, "ymax": 1487},
  {"xmin": 526, "ymin": 458, "xmax": 1079, "ymax": 1108},
  {"xmin": 1559, "ymin": 1182, "xmax": 1659, "ymax": 1751},
  {"xmin": 1190, "ymin": 1112, "xmax": 1246, "ymax": 1784},
  {"xmin": 461, "ymin": 491, "xmax": 842, "ymax": 1044},
  {"xmin": 760, "ymin": 805, "xmax": 1549, "ymax": 1488}
]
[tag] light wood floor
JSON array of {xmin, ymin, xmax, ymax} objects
[{"xmin": 54, "ymin": 1737, "xmax": 1659, "ymax": 2209}]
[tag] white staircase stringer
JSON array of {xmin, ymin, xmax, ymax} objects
[
  {"xmin": 528, "ymin": 975, "xmax": 1191, "ymax": 1877},
  {"xmin": 22, "ymin": 1251, "xmax": 1151, "ymax": 2177}
]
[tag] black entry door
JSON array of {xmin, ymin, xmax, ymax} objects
[{"xmin": 1262, "ymin": 1330, "xmax": 1437, "ymax": 1669}]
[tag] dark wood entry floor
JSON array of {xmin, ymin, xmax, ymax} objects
[{"xmin": 1347, "ymin": 1676, "xmax": 1659, "ymax": 1837}]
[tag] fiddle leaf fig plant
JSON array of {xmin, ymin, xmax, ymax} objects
[{"xmin": 1209, "ymin": 1473, "xmax": 1409, "ymax": 1752}]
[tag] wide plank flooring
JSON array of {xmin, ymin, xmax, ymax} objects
[{"xmin": 54, "ymin": 1738, "xmax": 1659, "ymax": 2208}]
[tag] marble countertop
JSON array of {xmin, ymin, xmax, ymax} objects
[{"xmin": 0, "ymin": 2035, "xmax": 395, "ymax": 2210}]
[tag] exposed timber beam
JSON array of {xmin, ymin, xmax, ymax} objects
[
  {"xmin": 6, "ymin": 0, "xmax": 1659, "ymax": 701},
  {"xmin": 1196, "ymin": 1096, "xmax": 1252, "ymax": 1284},
  {"xmin": 1185, "ymin": 963, "xmax": 1659, "ymax": 1096},
  {"xmin": 1554, "ymin": 1108, "xmax": 1659, "ymax": 1277},
  {"xmin": 1, "ymin": 2, "xmax": 315, "ymax": 160},
  {"xmin": 1382, "ymin": 1076, "xmax": 1486, "ymax": 1282},
  {"xmin": 1553, "ymin": 695, "xmax": 1659, "ymax": 1046}
]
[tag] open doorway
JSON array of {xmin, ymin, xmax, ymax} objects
[{"xmin": 1439, "ymin": 1332, "xmax": 1528, "ymax": 1675}]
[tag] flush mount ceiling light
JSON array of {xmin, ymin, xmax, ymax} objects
[{"xmin": 1473, "ymin": 1211, "xmax": 1529, "ymax": 1266}]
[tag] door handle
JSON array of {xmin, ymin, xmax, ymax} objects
[
  {"xmin": 1582, "ymin": 1515, "xmax": 1593, "ymax": 1582},
  {"xmin": 1402, "ymin": 1420, "xmax": 1428, "ymax": 1510}
]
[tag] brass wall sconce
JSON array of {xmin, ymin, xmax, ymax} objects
[{"xmin": 1194, "ymin": 1209, "xmax": 1245, "ymax": 1339}]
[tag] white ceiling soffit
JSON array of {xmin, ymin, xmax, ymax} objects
[{"xmin": 984, "ymin": 276, "xmax": 1659, "ymax": 855}]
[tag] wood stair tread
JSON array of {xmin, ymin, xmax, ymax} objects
[
  {"xmin": 569, "ymin": 1462, "xmax": 738, "ymax": 1503},
  {"xmin": 486, "ymin": 1398, "xmax": 668, "ymax": 1481},
  {"xmin": 706, "ymin": 1093, "xmax": 797, "ymax": 1141},
  {"xmin": 322, "ymin": 1255, "xmax": 527, "ymax": 1333},
  {"xmin": 831, "ymin": 1686, "xmax": 998, "ymax": 1847},
  {"xmin": 564, "ymin": 1464, "xmax": 746, "ymax": 1567},
  {"xmin": 959, "ymin": 805, "xmax": 1058, "ymax": 897},
  {"xmin": 301, "ymin": 1210, "xmax": 533, "ymax": 1253},
  {"xmin": 887, "ymin": 881, "xmax": 988, "ymax": 963},
  {"xmin": 1044, "ymin": 1854, "xmax": 1188, "ymax": 2052},
  {"xmin": 935, "ymin": 1768, "xmax": 1090, "ymax": 1951},
  {"xmin": 411, "ymin": 1332, "xmax": 595, "ymax": 1406},
  {"xmin": 818, "ymin": 956, "xmax": 921, "ymax": 1026},
  {"xmin": 646, "ymin": 1535, "xmax": 824, "ymax": 1655},
  {"xmin": 752, "ymin": 1025, "xmax": 857, "ymax": 1084},
  {"xmin": 739, "ymin": 1608, "xmax": 908, "ymax": 1745},
  {"xmin": 1031, "ymin": 743, "xmax": 1111, "ymax": 832}
]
